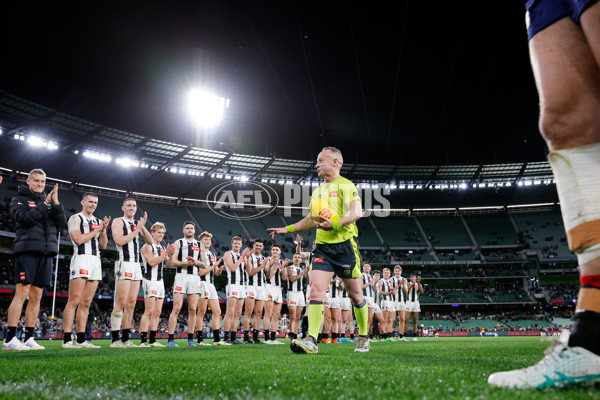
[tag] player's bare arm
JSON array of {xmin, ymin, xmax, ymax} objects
[
  {"xmin": 98, "ymin": 216, "xmax": 111, "ymax": 249},
  {"xmin": 224, "ymin": 248, "xmax": 249, "ymax": 272},
  {"xmin": 280, "ymin": 259, "xmax": 290, "ymax": 280},
  {"xmin": 141, "ymin": 243, "xmax": 172, "ymax": 267},
  {"xmin": 68, "ymin": 215, "xmax": 104, "ymax": 246},
  {"xmin": 165, "ymin": 241, "xmax": 181, "ymax": 269},
  {"xmin": 111, "ymin": 217, "xmax": 140, "ymax": 247},
  {"xmin": 245, "ymin": 254, "xmax": 265, "ymax": 276},
  {"xmin": 213, "ymin": 259, "xmax": 225, "ymax": 276}
]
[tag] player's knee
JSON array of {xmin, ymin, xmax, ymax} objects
[
  {"xmin": 540, "ymin": 106, "xmax": 600, "ymax": 149},
  {"xmin": 67, "ymin": 295, "xmax": 81, "ymax": 306},
  {"xmin": 80, "ymin": 300, "xmax": 91, "ymax": 311}
]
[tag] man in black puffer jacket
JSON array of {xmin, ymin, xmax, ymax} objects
[{"xmin": 2, "ymin": 169, "xmax": 65, "ymax": 351}]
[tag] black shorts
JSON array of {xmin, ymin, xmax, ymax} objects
[
  {"xmin": 310, "ymin": 238, "xmax": 362, "ymax": 279},
  {"xmin": 526, "ymin": 0, "xmax": 599, "ymax": 40},
  {"xmin": 14, "ymin": 254, "xmax": 53, "ymax": 287}
]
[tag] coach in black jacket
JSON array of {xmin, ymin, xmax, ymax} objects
[{"xmin": 2, "ymin": 168, "xmax": 66, "ymax": 351}]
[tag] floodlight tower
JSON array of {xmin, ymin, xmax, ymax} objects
[{"xmin": 187, "ymin": 89, "xmax": 230, "ymax": 148}]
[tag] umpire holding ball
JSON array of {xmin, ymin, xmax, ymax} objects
[{"xmin": 268, "ymin": 147, "xmax": 370, "ymax": 354}]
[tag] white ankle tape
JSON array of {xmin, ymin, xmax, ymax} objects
[
  {"xmin": 111, "ymin": 310, "xmax": 123, "ymax": 331},
  {"xmin": 548, "ymin": 142, "xmax": 600, "ymax": 265}
]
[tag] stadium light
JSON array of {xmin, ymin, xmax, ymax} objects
[
  {"xmin": 82, "ymin": 151, "xmax": 112, "ymax": 163},
  {"xmin": 188, "ymin": 89, "xmax": 230, "ymax": 128},
  {"xmin": 115, "ymin": 157, "xmax": 139, "ymax": 168}
]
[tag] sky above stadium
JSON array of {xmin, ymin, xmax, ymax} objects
[{"xmin": 1, "ymin": 2, "xmax": 545, "ymax": 166}]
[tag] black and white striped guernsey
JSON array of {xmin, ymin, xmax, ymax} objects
[
  {"xmin": 71, "ymin": 213, "xmax": 101, "ymax": 257},
  {"xmin": 409, "ymin": 283, "xmax": 420, "ymax": 302},
  {"xmin": 117, "ymin": 217, "xmax": 140, "ymax": 263},
  {"xmin": 392, "ymin": 276, "xmax": 404, "ymax": 303},
  {"xmin": 362, "ymin": 273, "xmax": 373, "ymax": 298},
  {"xmin": 176, "ymin": 238, "xmax": 201, "ymax": 275},
  {"xmin": 380, "ymin": 279, "xmax": 392, "ymax": 301},
  {"xmin": 142, "ymin": 244, "xmax": 165, "ymax": 281},
  {"xmin": 200, "ymin": 250, "xmax": 217, "ymax": 284},
  {"xmin": 247, "ymin": 254, "xmax": 266, "ymax": 286},
  {"xmin": 267, "ymin": 260, "xmax": 283, "ymax": 287},
  {"xmin": 341, "ymin": 284, "xmax": 349, "ymax": 299},
  {"xmin": 226, "ymin": 251, "xmax": 244, "ymax": 285},
  {"xmin": 329, "ymin": 279, "xmax": 340, "ymax": 299},
  {"xmin": 288, "ymin": 265, "xmax": 304, "ymax": 292}
]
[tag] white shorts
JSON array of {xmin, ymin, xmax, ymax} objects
[
  {"xmin": 200, "ymin": 282, "xmax": 219, "ymax": 300},
  {"xmin": 328, "ymin": 296, "xmax": 342, "ymax": 310},
  {"xmin": 305, "ymin": 285, "xmax": 311, "ymax": 303},
  {"xmin": 396, "ymin": 301, "xmax": 406, "ymax": 312},
  {"xmin": 405, "ymin": 301, "xmax": 421, "ymax": 313},
  {"xmin": 287, "ymin": 291, "xmax": 306, "ymax": 308},
  {"xmin": 143, "ymin": 279, "xmax": 165, "ymax": 298},
  {"xmin": 226, "ymin": 284, "xmax": 246, "ymax": 299},
  {"xmin": 341, "ymin": 297, "xmax": 352, "ymax": 311},
  {"xmin": 173, "ymin": 274, "xmax": 201, "ymax": 294},
  {"xmin": 365, "ymin": 296, "xmax": 382, "ymax": 313},
  {"xmin": 266, "ymin": 284, "xmax": 283, "ymax": 303},
  {"xmin": 323, "ymin": 294, "xmax": 331, "ymax": 307},
  {"xmin": 115, "ymin": 261, "xmax": 143, "ymax": 281},
  {"xmin": 70, "ymin": 255, "xmax": 102, "ymax": 281},
  {"xmin": 247, "ymin": 285, "xmax": 267, "ymax": 301},
  {"xmin": 382, "ymin": 300, "xmax": 396, "ymax": 312}
]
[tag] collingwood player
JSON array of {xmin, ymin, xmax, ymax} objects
[
  {"xmin": 139, "ymin": 222, "xmax": 175, "ymax": 347},
  {"xmin": 223, "ymin": 236, "xmax": 251, "ymax": 344},
  {"xmin": 405, "ymin": 273, "xmax": 423, "ymax": 341},
  {"xmin": 378, "ymin": 268, "xmax": 395, "ymax": 341},
  {"xmin": 327, "ymin": 277, "xmax": 343, "ymax": 343},
  {"xmin": 62, "ymin": 192, "xmax": 110, "ymax": 349},
  {"xmin": 362, "ymin": 265, "xmax": 387, "ymax": 341},
  {"xmin": 110, "ymin": 198, "xmax": 152, "ymax": 348},
  {"xmin": 195, "ymin": 231, "xmax": 227, "ymax": 346},
  {"xmin": 243, "ymin": 239, "xmax": 268, "ymax": 344},
  {"xmin": 339, "ymin": 280, "xmax": 355, "ymax": 342},
  {"xmin": 262, "ymin": 244, "xmax": 289, "ymax": 345},
  {"xmin": 393, "ymin": 265, "xmax": 409, "ymax": 341},
  {"xmin": 287, "ymin": 253, "xmax": 308, "ymax": 340},
  {"xmin": 167, "ymin": 221, "xmax": 207, "ymax": 347}
]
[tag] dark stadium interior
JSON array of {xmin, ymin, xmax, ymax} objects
[{"xmin": 0, "ymin": 2, "xmax": 579, "ymax": 341}]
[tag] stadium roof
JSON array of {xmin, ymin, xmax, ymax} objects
[
  {"xmin": 0, "ymin": 90, "xmax": 558, "ymax": 210},
  {"xmin": 1, "ymin": 2, "xmax": 546, "ymax": 167}
]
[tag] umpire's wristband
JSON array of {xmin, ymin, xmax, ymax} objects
[
  {"xmin": 286, "ymin": 224, "xmax": 295, "ymax": 233},
  {"xmin": 332, "ymin": 220, "xmax": 342, "ymax": 230}
]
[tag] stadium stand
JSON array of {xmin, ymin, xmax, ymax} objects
[
  {"xmin": 137, "ymin": 200, "xmax": 195, "ymax": 241},
  {"xmin": 551, "ymin": 318, "xmax": 573, "ymax": 328},
  {"xmin": 355, "ymin": 217, "xmax": 383, "ymax": 247},
  {"xmin": 188, "ymin": 206, "xmax": 245, "ymax": 247},
  {"xmin": 464, "ymin": 213, "xmax": 519, "ymax": 246},
  {"xmin": 422, "ymin": 319, "xmax": 458, "ymax": 329},
  {"xmin": 512, "ymin": 211, "xmax": 574, "ymax": 260},
  {"xmin": 372, "ymin": 215, "xmax": 424, "ymax": 248},
  {"xmin": 458, "ymin": 319, "xmax": 505, "ymax": 330},
  {"xmin": 418, "ymin": 215, "xmax": 472, "ymax": 247},
  {"xmin": 505, "ymin": 319, "xmax": 550, "ymax": 329}
]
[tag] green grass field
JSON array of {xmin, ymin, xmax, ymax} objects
[{"xmin": 0, "ymin": 337, "xmax": 597, "ymax": 399}]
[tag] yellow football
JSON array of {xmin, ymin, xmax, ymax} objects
[{"xmin": 309, "ymin": 198, "xmax": 339, "ymax": 223}]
